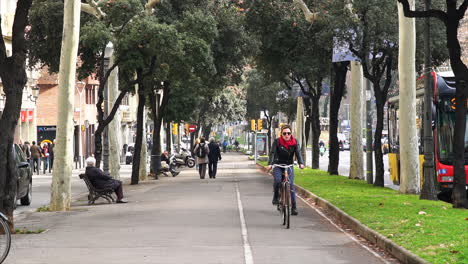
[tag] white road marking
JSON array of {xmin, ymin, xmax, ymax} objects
[
  {"xmin": 298, "ymin": 196, "xmax": 392, "ymax": 264},
  {"xmin": 235, "ymin": 182, "xmax": 254, "ymax": 264}
]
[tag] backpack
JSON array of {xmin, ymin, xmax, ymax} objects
[{"xmin": 197, "ymin": 143, "xmax": 207, "ymax": 158}]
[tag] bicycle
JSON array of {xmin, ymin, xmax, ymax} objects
[
  {"xmin": 272, "ymin": 164, "xmax": 293, "ymax": 229},
  {"xmin": 0, "ymin": 212, "xmax": 11, "ymax": 263}
]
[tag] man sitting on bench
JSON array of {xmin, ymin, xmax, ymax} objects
[{"xmin": 85, "ymin": 157, "xmax": 127, "ymax": 203}]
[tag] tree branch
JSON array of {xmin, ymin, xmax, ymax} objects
[
  {"xmin": 102, "ymin": 90, "xmax": 128, "ymax": 127},
  {"xmin": 282, "ymin": 79, "xmax": 293, "ymax": 90},
  {"xmin": 397, "ymin": 0, "xmax": 448, "ymax": 24},
  {"xmin": 293, "ymin": 0, "xmax": 320, "ymax": 23},
  {"xmin": 82, "ymin": 1, "xmax": 106, "ymax": 20},
  {"xmin": 458, "ymin": 0, "xmax": 468, "ymax": 20},
  {"xmin": 11, "ymin": 0, "xmax": 32, "ymax": 60},
  {"xmin": 0, "ymin": 15, "xmax": 7, "ymax": 63},
  {"xmin": 145, "ymin": 0, "xmax": 161, "ymax": 15}
]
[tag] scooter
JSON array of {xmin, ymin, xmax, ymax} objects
[{"xmin": 174, "ymin": 148, "xmax": 195, "ymax": 168}]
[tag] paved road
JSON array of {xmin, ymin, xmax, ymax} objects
[
  {"xmin": 8, "ymin": 153, "xmax": 396, "ymax": 264},
  {"xmin": 306, "ymin": 150, "xmax": 399, "ymax": 190}
]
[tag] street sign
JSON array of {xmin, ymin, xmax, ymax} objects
[{"xmin": 188, "ymin": 125, "xmax": 197, "ymax": 133}]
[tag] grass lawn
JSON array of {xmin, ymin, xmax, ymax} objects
[{"xmin": 258, "ymin": 162, "xmax": 467, "ymax": 264}]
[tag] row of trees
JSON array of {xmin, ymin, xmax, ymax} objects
[
  {"xmin": 241, "ymin": 0, "xmax": 466, "ymax": 208},
  {"xmin": 0, "ymin": 0, "xmax": 466, "ymax": 226}
]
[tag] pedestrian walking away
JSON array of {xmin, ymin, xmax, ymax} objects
[
  {"xmin": 208, "ymin": 137, "xmax": 222, "ymax": 179},
  {"xmin": 194, "ymin": 137, "xmax": 210, "ymax": 179},
  {"xmin": 85, "ymin": 157, "xmax": 127, "ymax": 203},
  {"xmin": 267, "ymin": 124, "xmax": 305, "ymax": 216},
  {"xmin": 30, "ymin": 141, "xmax": 41, "ymax": 174},
  {"xmin": 48, "ymin": 141, "xmax": 55, "ymax": 173},
  {"xmin": 41, "ymin": 143, "xmax": 49, "ymax": 174}
]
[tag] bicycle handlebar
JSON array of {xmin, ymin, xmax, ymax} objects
[{"xmin": 271, "ymin": 164, "xmax": 294, "ymax": 169}]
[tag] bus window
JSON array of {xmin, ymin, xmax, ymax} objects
[{"xmin": 437, "ymin": 104, "xmax": 468, "ymax": 165}]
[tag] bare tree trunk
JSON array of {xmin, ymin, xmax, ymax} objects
[
  {"xmin": 328, "ymin": 62, "xmax": 349, "ymax": 175},
  {"xmin": 139, "ymin": 112, "xmax": 148, "ymax": 182},
  {"xmin": 398, "ymin": 0, "xmax": 420, "ymax": 193},
  {"xmin": 165, "ymin": 122, "xmax": 171, "ymax": 153},
  {"xmin": 374, "ymin": 89, "xmax": 386, "ymax": 187},
  {"xmin": 203, "ymin": 124, "xmax": 212, "ymax": 139},
  {"xmin": 150, "ymin": 95, "xmax": 161, "ymax": 176},
  {"xmin": 131, "ymin": 82, "xmax": 145, "ymax": 185},
  {"xmin": 108, "ymin": 51, "xmax": 121, "ymax": 180},
  {"xmin": 311, "ymin": 95, "xmax": 321, "ymax": 169},
  {"xmin": 50, "ymin": 0, "xmax": 81, "ymax": 211},
  {"xmin": 349, "ymin": 61, "xmax": 364, "ymax": 179},
  {"xmin": 296, "ymin": 97, "xmax": 304, "ymax": 155}
]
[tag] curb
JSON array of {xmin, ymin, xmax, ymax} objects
[{"xmin": 256, "ymin": 164, "xmax": 429, "ymax": 264}]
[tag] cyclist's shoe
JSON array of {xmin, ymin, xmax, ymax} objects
[
  {"xmin": 272, "ymin": 197, "xmax": 279, "ymax": 205},
  {"xmin": 291, "ymin": 207, "xmax": 298, "ymax": 215}
]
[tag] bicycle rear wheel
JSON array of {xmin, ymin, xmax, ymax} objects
[
  {"xmin": 0, "ymin": 218, "xmax": 11, "ymax": 263},
  {"xmin": 284, "ymin": 183, "xmax": 291, "ymax": 229}
]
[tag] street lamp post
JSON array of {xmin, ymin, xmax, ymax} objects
[
  {"xmin": 366, "ymin": 83, "xmax": 373, "ymax": 184},
  {"xmin": 420, "ymin": 0, "xmax": 437, "ymax": 200},
  {"xmin": 76, "ymin": 81, "xmax": 85, "ymax": 166}
]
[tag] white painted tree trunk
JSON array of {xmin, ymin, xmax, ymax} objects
[
  {"xmin": 50, "ymin": 0, "xmax": 81, "ymax": 211},
  {"xmin": 349, "ymin": 62, "xmax": 364, "ymax": 179},
  {"xmin": 398, "ymin": 1, "xmax": 420, "ymax": 194},
  {"xmin": 296, "ymin": 97, "xmax": 304, "ymax": 150},
  {"xmin": 139, "ymin": 109, "xmax": 148, "ymax": 182},
  {"xmin": 108, "ymin": 51, "xmax": 121, "ymax": 180}
]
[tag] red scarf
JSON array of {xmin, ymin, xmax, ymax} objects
[{"xmin": 278, "ymin": 135, "xmax": 297, "ymax": 149}]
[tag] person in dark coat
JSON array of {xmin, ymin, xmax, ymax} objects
[
  {"xmin": 208, "ymin": 137, "xmax": 222, "ymax": 179},
  {"xmin": 30, "ymin": 141, "xmax": 41, "ymax": 174},
  {"xmin": 267, "ymin": 124, "xmax": 304, "ymax": 216},
  {"xmin": 85, "ymin": 157, "xmax": 127, "ymax": 203},
  {"xmin": 48, "ymin": 141, "xmax": 55, "ymax": 173}
]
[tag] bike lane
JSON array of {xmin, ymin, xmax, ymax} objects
[{"xmin": 221, "ymin": 154, "xmax": 396, "ymax": 264}]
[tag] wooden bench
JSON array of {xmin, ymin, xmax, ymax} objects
[{"xmin": 79, "ymin": 174, "xmax": 115, "ymax": 205}]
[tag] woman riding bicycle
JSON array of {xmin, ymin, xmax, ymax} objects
[{"xmin": 267, "ymin": 124, "xmax": 305, "ymax": 216}]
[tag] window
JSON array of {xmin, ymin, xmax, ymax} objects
[
  {"xmin": 437, "ymin": 103, "xmax": 468, "ymax": 165},
  {"xmin": 85, "ymin": 86, "xmax": 96, "ymax": 104}
]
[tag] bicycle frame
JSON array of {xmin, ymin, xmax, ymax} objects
[
  {"xmin": 0, "ymin": 211, "xmax": 11, "ymax": 263},
  {"xmin": 272, "ymin": 164, "xmax": 293, "ymax": 229}
]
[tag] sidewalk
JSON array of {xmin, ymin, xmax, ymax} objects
[{"xmin": 7, "ymin": 153, "xmax": 391, "ymax": 264}]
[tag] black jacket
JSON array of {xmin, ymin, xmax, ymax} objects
[
  {"xmin": 208, "ymin": 142, "xmax": 222, "ymax": 162},
  {"xmin": 268, "ymin": 139, "xmax": 304, "ymax": 165},
  {"xmin": 85, "ymin": 167, "xmax": 120, "ymax": 190}
]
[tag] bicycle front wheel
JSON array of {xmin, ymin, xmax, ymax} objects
[
  {"xmin": 0, "ymin": 218, "xmax": 11, "ymax": 263},
  {"xmin": 284, "ymin": 183, "xmax": 291, "ymax": 229}
]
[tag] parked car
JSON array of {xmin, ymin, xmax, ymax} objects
[{"xmin": 13, "ymin": 144, "xmax": 32, "ymax": 206}]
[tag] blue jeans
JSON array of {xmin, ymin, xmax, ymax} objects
[{"xmin": 272, "ymin": 167, "xmax": 296, "ymax": 208}]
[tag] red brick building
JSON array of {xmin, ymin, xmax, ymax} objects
[{"xmin": 36, "ymin": 68, "xmax": 99, "ymax": 162}]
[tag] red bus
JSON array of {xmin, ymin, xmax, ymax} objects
[{"xmin": 387, "ymin": 71, "xmax": 468, "ymax": 191}]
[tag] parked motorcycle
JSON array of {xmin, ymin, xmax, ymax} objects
[{"xmin": 174, "ymin": 148, "xmax": 195, "ymax": 168}]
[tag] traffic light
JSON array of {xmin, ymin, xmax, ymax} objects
[
  {"xmin": 172, "ymin": 123, "xmax": 178, "ymax": 135},
  {"xmin": 250, "ymin": 119, "xmax": 256, "ymax": 131},
  {"xmin": 184, "ymin": 123, "xmax": 189, "ymax": 135},
  {"xmin": 257, "ymin": 119, "xmax": 263, "ymax": 131}
]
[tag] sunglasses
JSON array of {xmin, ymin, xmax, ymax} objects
[{"xmin": 282, "ymin": 132, "xmax": 291, "ymax": 135}]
